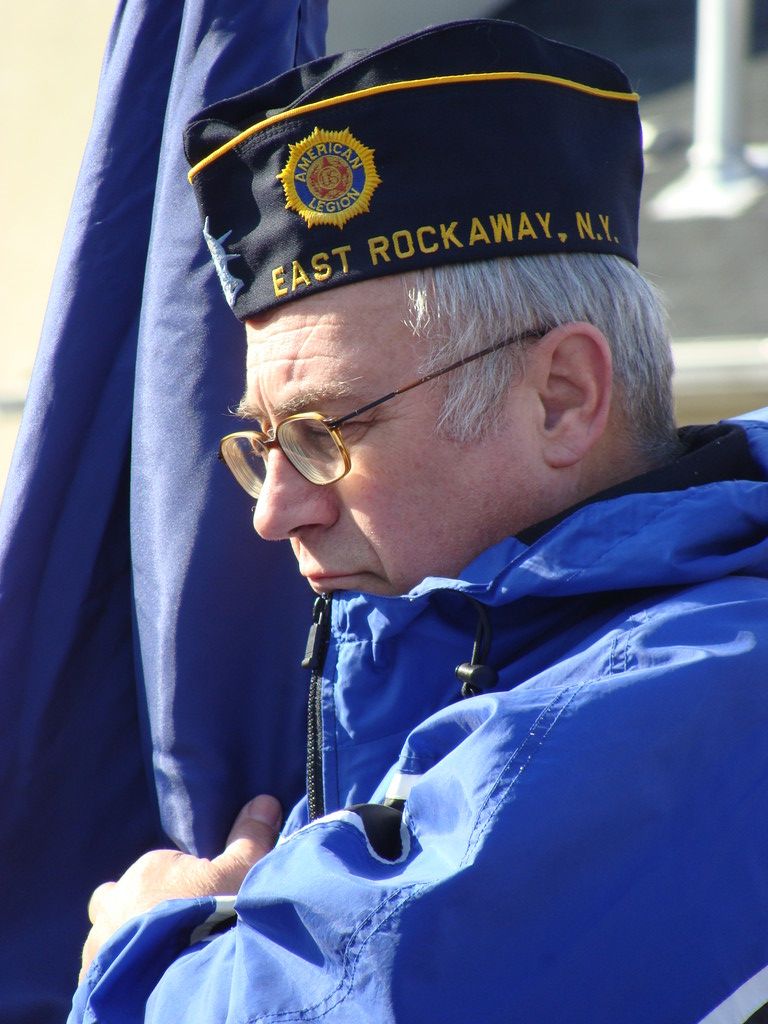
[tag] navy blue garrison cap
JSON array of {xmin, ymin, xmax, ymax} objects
[{"xmin": 184, "ymin": 19, "xmax": 642, "ymax": 322}]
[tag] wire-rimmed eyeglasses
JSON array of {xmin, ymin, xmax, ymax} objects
[{"xmin": 218, "ymin": 332, "xmax": 541, "ymax": 499}]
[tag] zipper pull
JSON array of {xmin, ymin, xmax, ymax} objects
[{"xmin": 302, "ymin": 594, "xmax": 332, "ymax": 670}]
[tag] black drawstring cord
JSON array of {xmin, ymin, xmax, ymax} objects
[{"xmin": 455, "ymin": 596, "xmax": 499, "ymax": 698}]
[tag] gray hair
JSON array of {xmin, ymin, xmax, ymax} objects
[{"xmin": 404, "ymin": 253, "xmax": 678, "ymax": 462}]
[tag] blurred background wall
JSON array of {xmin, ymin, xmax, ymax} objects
[{"xmin": 2, "ymin": 0, "xmax": 766, "ymax": 492}]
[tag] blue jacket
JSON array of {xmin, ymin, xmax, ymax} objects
[{"xmin": 71, "ymin": 412, "xmax": 768, "ymax": 1024}]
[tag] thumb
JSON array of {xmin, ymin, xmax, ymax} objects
[{"xmin": 210, "ymin": 795, "xmax": 283, "ymax": 887}]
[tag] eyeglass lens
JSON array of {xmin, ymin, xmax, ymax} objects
[
  {"xmin": 277, "ymin": 418, "xmax": 345, "ymax": 485},
  {"xmin": 221, "ymin": 435, "xmax": 266, "ymax": 498},
  {"xmin": 221, "ymin": 417, "xmax": 346, "ymax": 497}
]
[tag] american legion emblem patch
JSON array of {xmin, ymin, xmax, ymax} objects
[{"xmin": 277, "ymin": 127, "xmax": 381, "ymax": 228}]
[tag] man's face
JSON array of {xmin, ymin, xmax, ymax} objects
[{"xmin": 241, "ymin": 275, "xmax": 551, "ymax": 596}]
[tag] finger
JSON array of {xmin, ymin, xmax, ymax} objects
[
  {"xmin": 80, "ymin": 928, "xmax": 99, "ymax": 983},
  {"xmin": 212, "ymin": 795, "xmax": 283, "ymax": 884},
  {"xmin": 87, "ymin": 881, "xmax": 117, "ymax": 924},
  {"xmin": 80, "ymin": 920, "xmax": 112, "ymax": 984},
  {"xmin": 227, "ymin": 794, "xmax": 283, "ymax": 847}
]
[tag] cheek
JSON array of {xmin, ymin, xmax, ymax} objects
[
  {"xmin": 344, "ymin": 461, "xmax": 465, "ymax": 570},
  {"xmin": 336, "ymin": 426, "xmax": 508, "ymax": 585},
  {"xmin": 341, "ymin": 443, "xmax": 439, "ymax": 527}
]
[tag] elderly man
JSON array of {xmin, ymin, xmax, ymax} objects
[{"xmin": 72, "ymin": 19, "xmax": 768, "ymax": 1024}]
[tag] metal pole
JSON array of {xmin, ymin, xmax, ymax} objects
[
  {"xmin": 649, "ymin": 0, "xmax": 765, "ymax": 220},
  {"xmin": 689, "ymin": 0, "xmax": 750, "ymax": 178}
]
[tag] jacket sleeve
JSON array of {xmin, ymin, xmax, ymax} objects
[{"xmin": 70, "ymin": 618, "xmax": 768, "ymax": 1024}]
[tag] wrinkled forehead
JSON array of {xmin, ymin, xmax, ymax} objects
[{"xmin": 242, "ymin": 275, "xmax": 421, "ymax": 415}]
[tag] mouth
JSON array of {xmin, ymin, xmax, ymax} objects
[{"xmin": 302, "ymin": 571, "xmax": 361, "ymax": 593}]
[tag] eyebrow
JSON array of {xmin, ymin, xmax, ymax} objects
[{"xmin": 235, "ymin": 378, "xmax": 363, "ymax": 422}]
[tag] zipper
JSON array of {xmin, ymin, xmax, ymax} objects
[{"xmin": 301, "ymin": 593, "xmax": 333, "ymax": 821}]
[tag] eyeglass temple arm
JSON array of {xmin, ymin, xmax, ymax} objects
[{"xmin": 328, "ymin": 332, "xmax": 542, "ymax": 427}]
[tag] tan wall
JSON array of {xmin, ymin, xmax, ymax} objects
[{"xmin": 0, "ymin": 1, "xmax": 114, "ymax": 494}]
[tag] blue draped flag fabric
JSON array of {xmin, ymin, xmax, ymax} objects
[{"xmin": 0, "ymin": 2, "xmax": 326, "ymax": 1019}]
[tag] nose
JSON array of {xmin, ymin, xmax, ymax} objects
[{"xmin": 251, "ymin": 450, "xmax": 338, "ymax": 540}]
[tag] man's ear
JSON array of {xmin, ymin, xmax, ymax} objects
[{"xmin": 529, "ymin": 323, "xmax": 613, "ymax": 469}]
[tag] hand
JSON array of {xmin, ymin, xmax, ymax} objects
[{"xmin": 79, "ymin": 794, "xmax": 282, "ymax": 982}]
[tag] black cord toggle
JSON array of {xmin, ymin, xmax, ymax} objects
[{"xmin": 455, "ymin": 596, "xmax": 499, "ymax": 698}]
